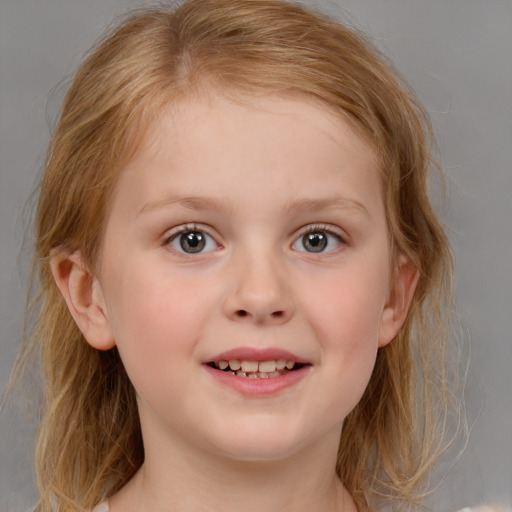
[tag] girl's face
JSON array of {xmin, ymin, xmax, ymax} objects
[{"xmin": 91, "ymin": 94, "xmax": 412, "ymax": 462}]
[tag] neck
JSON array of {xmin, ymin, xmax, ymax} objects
[{"xmin": 109, "ymin": 425, "xmax": 357, "ymax": 512}]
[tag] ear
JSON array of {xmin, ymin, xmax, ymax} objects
[
  {"xmin": 378, "ymin": 255, "xmax": 419, "ymax": 348},
  {"xmin": 50, "ymin": 249, "xmax": 116, "ymax": 350}
]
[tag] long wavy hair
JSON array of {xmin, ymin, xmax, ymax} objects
[{"xmin": 14, "ymin": 1, "xmax": 457, "ymax": 510}]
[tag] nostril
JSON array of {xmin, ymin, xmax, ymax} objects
[{"xmin": 232, "ymin": 309, "xmax": 287, "ymax": 320}]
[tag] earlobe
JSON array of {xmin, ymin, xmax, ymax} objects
[
  {"xmin": 378, "ymin": 255, "xmax": 419, "ymax": 348},
  {"xmin": 50, "ymin": 249, "xmax": 116, "ymax": 350}
]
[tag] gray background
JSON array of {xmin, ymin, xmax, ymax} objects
[{"xmin": 1, "ymin": 1, "xmax": 511, "ymax": 510}]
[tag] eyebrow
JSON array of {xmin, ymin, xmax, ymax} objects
[
  {"xmin": 138, "ymin": 194, "xmax": 233, "ymax": 216},
  {"xmin": 285, "ymin": 196, "xmax": 371, "ymax": 218},
  {"xmin": 138, "ymin": 194, "xmax": 370, "ymax": 219}
]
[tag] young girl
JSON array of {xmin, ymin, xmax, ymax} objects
[{"xmin": 17, "ymin": 0, "xmax": 458, "ymax": 510}]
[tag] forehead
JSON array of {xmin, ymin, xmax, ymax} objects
[
  {"xmin": 109, "ymin": 93, "xmax": 382, "ymax": 219},
  {"xmin": 134, "ymin": 92, "xmax": 377, "ymax": 168}
]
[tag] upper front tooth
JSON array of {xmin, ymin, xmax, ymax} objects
[
  {"xmin": 276, "ymin": 359, "xmax": 287, "ymax": 370},
  {"xmin": 229, "ymin": 360, "xmax": 241, "ymax": 371},
  {"xmin": 286, "ymin": 360, "xmax": 295, "ymax": 369},
  {"xmin": 258, "ymin": 360, "xmax": 277, "ymax": 373},
  {"xmin": 241, "ymin": 360, "xmax": 259, "ymax": 373}
]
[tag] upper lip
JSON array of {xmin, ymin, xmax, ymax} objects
[{"xmin": 205, "ymin": 347, "xmax": 309, "ymax": 364}]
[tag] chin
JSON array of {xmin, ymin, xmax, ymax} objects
[
  {"xmin": 205, "ymin": 421, "xmax": 320, "ymax": 463},
  {"xmin": 216, "ymin": 443, "xmax": 303, "ymax": 464}
]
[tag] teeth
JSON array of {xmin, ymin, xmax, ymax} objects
[
  {"xmin": 241, "ymin": 360, "xmax": 259, "ymax": 373},
  {"xmin": 276, "ymin": 359, "xmax": 287, "ymax": 370},
  {"xmin": 229, "ymin": 360, "xmax": 241, "ymax": 371},
  {"xmin": 214, "ymin": 358, "xmax": 301, "ymax": 377},
  {"xmin": 258, "ymin": 360, "xmax": 277, "ymax": 373}
]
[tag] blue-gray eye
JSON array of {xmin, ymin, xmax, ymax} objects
[
  {"xmin": 302, "ymin": 232, "xmax": 327, "ymax": 252},
  {"xmin": 292, "ymin": 230, "xmax": 342, "ymax": 253},
  {"xmin": 169, "ymin": 230, "xmax": 217, "ymax": 254}
]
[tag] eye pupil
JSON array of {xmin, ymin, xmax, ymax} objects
[
  {"xmin": 180, "ymin": 231, "xmax": 206, "ymax": 253},
  {"xmin": 303, "ymin": 232, "xmax": 327, "ymax": 252}
]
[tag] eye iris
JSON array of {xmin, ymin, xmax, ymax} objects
[
  {"xmin": 180, "ymin": 231, "xmax": 205, "ymax": 253},
  {"xmin": 303, "ymin": 231, "xmax": 327, "ymax": 252}
]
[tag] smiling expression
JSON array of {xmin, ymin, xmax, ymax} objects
[{"xmin": 89, "ymin": 93, "xmax": 405, "ymax": 462}]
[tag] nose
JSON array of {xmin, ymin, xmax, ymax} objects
[{"xmin": 222, "ymin": 249, "xmax": 295, "ymax": 325}]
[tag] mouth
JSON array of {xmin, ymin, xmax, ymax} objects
[
  {"xmin": 206, "ymin": 359, "xmax": 308, "ymax": 379},
  {"xmin": 204, "ymin": 349, "xmax": 311, "ymax": 395}
]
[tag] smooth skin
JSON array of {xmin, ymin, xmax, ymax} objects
[{"xmin": 51, "ymin": 93, "xmax": 418, "ymax": 512}]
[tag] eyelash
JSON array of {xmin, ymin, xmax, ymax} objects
[
  {"xmin": 292, "ymin": 224, "xmax": 348, "ymax": 253},
  {"xmin": 163, "ymin": 223, "xmax": 220, "ymax": 255},
  {"xmin": 162, "ymin": 222, "xmax": 348, "ymax": 256}
]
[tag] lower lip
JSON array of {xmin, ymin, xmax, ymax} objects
[{"xmin": 203, "ymin": 364, "xmax": 310, "ymax": 396}]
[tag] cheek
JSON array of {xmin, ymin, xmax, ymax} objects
[
  {"xmin": 297, "ymin": 265, "xmax": 388, "ymax": 411},
  {"xmin": 303, "ymin": 267, "xmax": 388, "ymax": 348},
  {"xmin": 102, "ymin": 266, "xmax": 217, "ymax": 388}
]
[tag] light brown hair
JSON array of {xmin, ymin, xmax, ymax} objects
[{"xmin": 16, "ymin": 1, "xmax": 456, "ymax": 510}]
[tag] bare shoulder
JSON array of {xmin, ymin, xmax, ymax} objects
[
  {"xmin": 91, "ymin": 503, "xmax": 109, "ymax": 512},
  {"xmin": 458, "ymin": 506, "xmax": 511, "ymax": 512}
]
